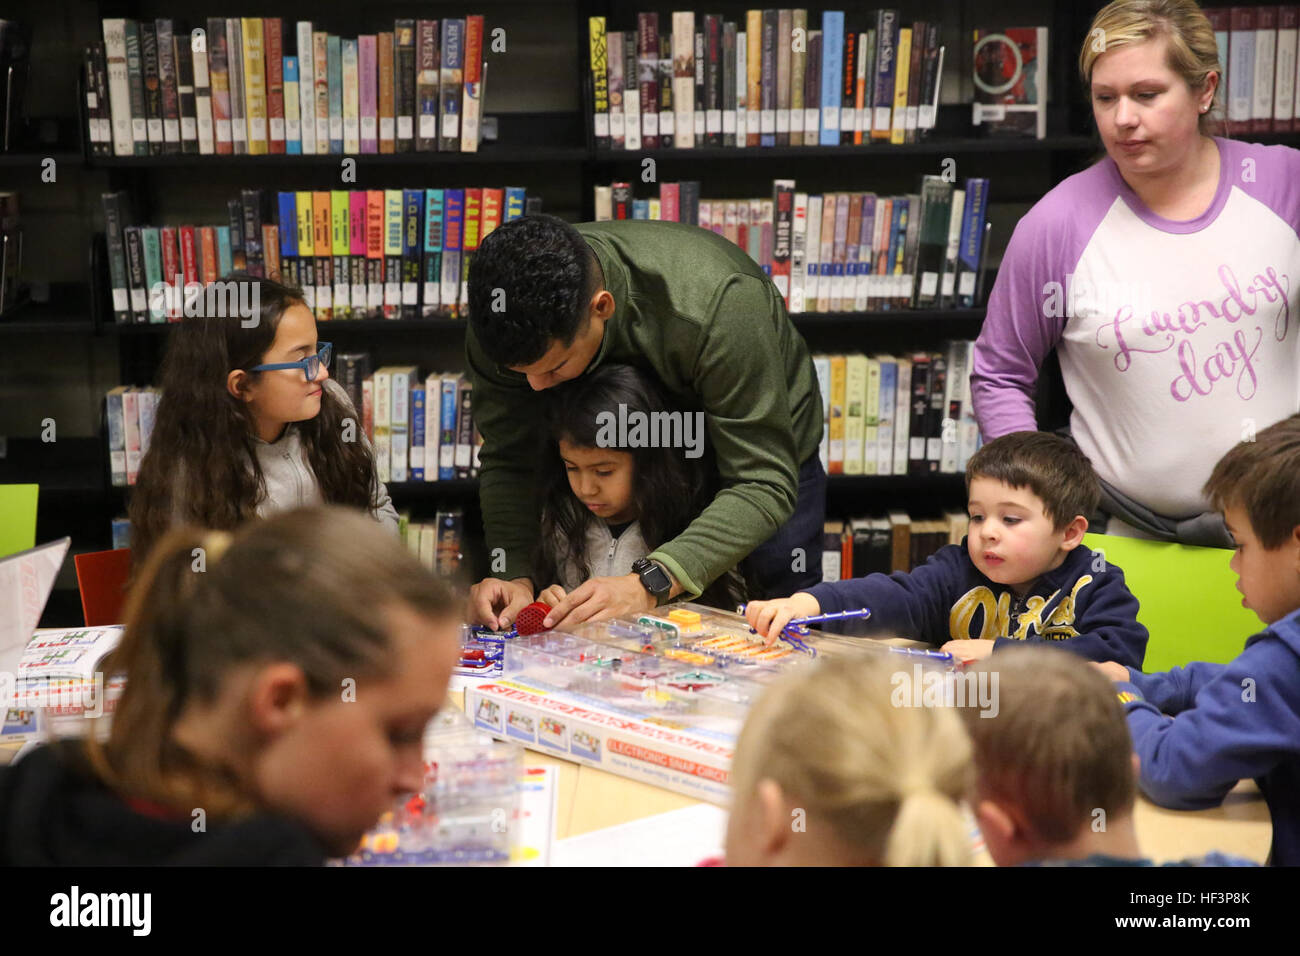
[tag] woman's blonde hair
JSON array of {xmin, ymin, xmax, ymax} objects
[
  {"xmin": 1079, "ymin": 0, "xmax": 1223, "ymax": 133},
  {"xmin": 730, "ymin": 655, "xmax": 974, "ymax": 866}
]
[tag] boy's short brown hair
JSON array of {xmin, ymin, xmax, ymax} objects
[
  {"xmin": 1203, "ymin": 414, "xmax": 1300, "ymax": 550},
  {"xmin": 960, "ymin": 647, "xmax": 1136, "ymax": 844},
  {"xmin": 965, "ymin": 431, "xmax": 1101, "ymax": 531}
]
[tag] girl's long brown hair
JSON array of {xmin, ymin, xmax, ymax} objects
[
  {"xmin": 129, "ymin": 274, "xmax": 379, "ymax": 564},
  {"xmin": 84, "ymin": 506, "xmax": 460, "ymax": 818}
]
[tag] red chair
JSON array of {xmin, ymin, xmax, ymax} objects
[{"xmin": 74, "ymin": 548, "xmax": 133, "ymax": 626}]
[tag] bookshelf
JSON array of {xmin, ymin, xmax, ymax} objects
[{"xmin": 5, "ymin": 1, "xmax": 1298, "ymax": 626}]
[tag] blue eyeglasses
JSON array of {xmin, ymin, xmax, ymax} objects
[{"xmin": 250, "ymin": 342, "xmax": 332, "ymax": 382}]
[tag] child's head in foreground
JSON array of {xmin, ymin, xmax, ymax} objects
[
  {"xmin": 960, "ymin": 647, "xmax": 1139, "ymax": 866},
  {"xmin": 725, "ymin": 655, "xmax": 974, "ymax": 866},
  {"xmin": 964, "ymin": 431, "xmax": 1101, "ymax": 594},
  {"xmin": 85, "ymin": 505, "xmax": 462, "ymax": 857},
  {"xmin": 1203, "ymin": 413, "xmax": 1300, "ymax": 626}
]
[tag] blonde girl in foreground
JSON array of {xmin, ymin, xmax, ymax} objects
[{"xmin": 725, "ymin": 655, "xmax": 974, "ymax": 866}]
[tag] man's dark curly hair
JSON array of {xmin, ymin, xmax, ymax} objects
[{"xmin": 467, "ymin": 214, "xmax": 602, "ymax": 367}]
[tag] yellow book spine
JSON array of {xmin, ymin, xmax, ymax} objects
[
  {"xmin": 240, "ymin": 18, "xmax": 268, "ymax": 154},
  {"xmin": 890, "ymin": 28, "xmax": 911, "ymax": 146}
]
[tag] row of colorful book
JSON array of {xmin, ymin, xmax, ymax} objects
[
  {"xmin": 88, "ymin": 15, "xmax": 488, "ymax": 158},
  {"xmin": 398, "ymin": 508, "xmax": 466, "ymax": 576},
  {"xmin": 1213, "ymin": 6, "xmax": 1300, "ymax": 133},
  {"xmin": 102, "ymin": 185, "xmax": 538, "ymax": 324},
  {"xmin": 822, "ymin": 510, "xmax": 968, "ymax": 581},
  {"xmin": 587, "ymin": 10, "xmax": 947, "ymax": 149},
  {"xmin": 813, "ymin": 341, "xmax": 982, "ymax": 478},
  {"xmin": 595, "ymin": 176, "xmax": 990, "ymax": 311},
  {"xmin": 334, "ymin": 358, "xmax": 483, "ymax": 487}
]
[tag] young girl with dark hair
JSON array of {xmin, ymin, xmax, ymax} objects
[
  {"xmin": 0, "ymin": 506, "xmax": 462, "ymax": 865},
  {"xmin": 473, "ymin": 364, "xmax": 744, "ymax": 626},
  {"xmin": 128, "ymin": 273, "xmax": 397, "ymax": 564}
]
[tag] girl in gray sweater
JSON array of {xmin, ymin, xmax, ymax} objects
[{"xmin": 129, "ymin": 274, "xmax": 397, "ymax": 563}]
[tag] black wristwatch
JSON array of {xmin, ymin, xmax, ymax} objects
[{"xmin": 632, "ymin": 557, "xmax": 672, "ymax": 605}]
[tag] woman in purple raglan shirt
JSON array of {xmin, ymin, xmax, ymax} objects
[{"xmin": 972, "ymin": 0, "xmax": 1300, "ymax": 547}]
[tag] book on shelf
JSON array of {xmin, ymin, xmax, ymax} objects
[
  {"xmin": 99, "ymin": 186, "xmax": 534, "ymax": 323},
  {"xmin": 587, "ymin": 9, "xmax": 944, "ymax": 151},
  {"xmin": 972, "ymin": 26, "xmax": 1048, "ymax": 140},
  {"xmin": 90, "ymin": 15, "xmax": 490, "ymax": 158},
  {"xmin": 592, "ymin": 175, "xmax": 990, "ymax": 312},
  {"xmin": 812, "ymin": 341, "xmax": 981, "ymax": 481}
]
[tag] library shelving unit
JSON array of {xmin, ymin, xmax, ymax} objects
[{"xmin": 7, "ymin": 1, "xmax": 1296, "ymax": 627}]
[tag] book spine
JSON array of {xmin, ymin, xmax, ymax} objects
[
  {"xmin": 330, "ymin": 190, "xmax": 350, "ymax": 318},
  {"xmin": 904, "ymin": 21, "xmax": 925, "ymax": 143},
  {"xmin": 265, "ymin": 18, "xmax": 286, "ymax": 153},
  {"xmin": 459, "ymin": 188, "xmax": 482, "ymax": 315},
  {"xmin": 312, "ymin": 31, "xmax": 329, "ymax": 153},
  {"xmin": 735, "ymin": 25, "xmax": 747, "ymax": 148},
  {"xmin": 295, "ymin": 192, "xmax": 315, "ymax": 312},
  {"xmin": 359, "ymin": 36, "xmax": 378, "ymax": 152},
  {"xmin": 873, "ymin": 11, "xmax": 897, "ymax": 140},
  {"xmin": 402, "ymin": 188, "xmax": 424, "ymax": 319},
  {"xmin": 141, "ymin": 227, "xmax": 164, "ymax": 319},
  {"xmin": 192, "ymin": 30, "xmax": 215, "ymax": 154},
  {"xmin": 957, "ymin": 178, "xmax": 989, "ymax": 307},
  {"xmin": 760, "ymin": 10, "xmax": 776, "ymax": 146},
  {"xmin": 890, "ymin": 27, "xmax": 912, "ymax": 145},
  {"xmin": 326, "ymin": 35, "xmax": 343, "ymax": 153},
  {"xmin": 772, "ymin": 179, "xmax": 795, "ymax": 308},
  {"xmin": 416, "ymin": 19, "xmax": 441, "ymax": 151},
  {"xmin": 839, "ymin": 27, "xmax": 856, "ymax": 145},
  {"xmin": 201, "ymin": 227, "xmax": 219, "ymax": 284},
  {"xmin": 103, "ymin": 21, "xmax": 134, "ymax": 156},
  {"xmin": 746, "ymin": 11, "xmax": 762, "ymax": 146},
  {"xmin": 395, "ymin": 20, "xmax": 416, "ymax": 152},
  {"xmin": 152, "ymin": 20, "xmax": 178, "ymax": 153},
  {"xmin": 283, "ymin": 56, "xmax": 301, "ymax": 153},
  {"xmin": 438, "ymin": 19, "xmax": 463, "ymax": 151},
  {"xmin": 140, "ymin": 22, "xmax": 163, "ymax": 153},
  {"xmin": 639, "ymin": 13, "xmax": 660, "ymax": 148},
  {"xmin": 1276, "ymin": 8, "xmax": 1298, "ymax": 131},
  {"xmin": 624, "ymin": 30, "xmax": 641, "ymax": 150},
  {"xmin": 124, "ymin": 21, "xmax": 149, "ymax": 155},
  {"xmin": 608, "ymin": 30, "xmax": 625, "ymax": 148},
  {"xmin": 673, "ymin": 12, "xmax": 695, "ymax": 148},
  {"xmin": 295, "ymin": 22, "xmax": 316, "ymax": 155},
  {"xmin": 463, "ymin": 15, "xmax": 484, "ymax": 152},
  {"xmin": 313, "ymin": 191, "xmax": 332, "ymax": 317},
  {"xmin": 160, "ymin": 225, "xmax": 179, "ymax": 318},
  {"xmin": 1254, "ymin": 7, "xmax": 1278, "ymax": 132},
  {"xmin": 590, "ymin": 17, "xmax": 610, "ymax": 149},
  {"xmin": 206, "ymin": 19, "xmax": 232, "ymax": 154},
  {"xmin": 349, "ymin": 191, "xmax": 368, "ymax": 313},
  {"xmin": 791, "ymin": 10, "xmax": 807, "ymax": 144},
  {"xmin": 422, "ymin": 189, "xmax": 444, "ymax": 317},
  {"xmin": 366, "ymin": 190, "xmax": 385, "ymax": 313},
  {"xmin": 378, "ymin": 32, "xmax": 395, "ymax": 153},
  {"xmin": 342, "ymin": 38, "xmax": 360, "ymax": 154},
  {"xmin": 804, "ymin": 30, "xmax": 821, "ymax": 145},
  {"xmin": 227, "ymin": 18, "xmax": 247, "ymax": 153},
  {"xmin": 441, "ymin": 189, "xmax": 464, "ymax": 316},
  {"xmin": 659, "ymin": 32, "xmax": 675, "ymax": 147},
  {"xmin": 102, "ymin": 192, "xmax": 131, "ymax": 322},
  {"xmin": 123, "ymin": 226, "xmax": 147, "ymax": 322},
  {"xmin": 1229, "ymin": 8, "xmax": 1257, "ymax": 135},
  {"xmin": 384, "ymin": 189, "xmax": 404, "ymax": 318},
  {"xmin": 173, "ymin": 32, "xmax": 198, "ymax": 153},
  {"xmin": 820, "ymin": 11, "xmax": 843, "ymax": 145},
  {"xmin": 705, "ymin": 14, "xmax": 723, "ymax": 147}
]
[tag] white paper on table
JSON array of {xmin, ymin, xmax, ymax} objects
[{"xmin": 552, "ymin": 803, "xmax": 727, "ymax": 867}]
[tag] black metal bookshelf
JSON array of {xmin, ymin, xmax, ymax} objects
[{"xmin": 28, "ymin": 0, "xmax": 1295, "ymax": 625}]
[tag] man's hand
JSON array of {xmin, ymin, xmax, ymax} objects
[
  {"xmin": 468, "ymin": 576, "xmax": 534, "ymax": 629},
  {"xmin": 1091, "ymin": 660, "xmax": 1132, "ymax": 682},
  {"xmin": 542, "ymin": 574, "xmax": 657, "ymax": 630},
  {"xmin": 941, "ymin": 639, "xmax": 995, "ymax": 664},
  {"xmin": 744, "ymin": 593, "xmax": 821, "ymax": 645}
]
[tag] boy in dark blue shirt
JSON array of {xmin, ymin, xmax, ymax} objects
[
  {"xmin": 745, "ymin": 431, "xmax": 1148, "ymax": 668},
  {"xmin": 1098, "ymin": 414, "xmax": 1300, "ymax": 867}
]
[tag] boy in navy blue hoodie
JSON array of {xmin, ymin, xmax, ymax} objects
[
  {"xmin": 746, "ymin": 431, "xmax": 1148, "ymax": 669},
  {"xmin": 1097, "ymin": 414, "xmax": 1300, "ymax": 867}
]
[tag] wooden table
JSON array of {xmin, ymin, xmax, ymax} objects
[{"xmin": 448, "ymin": 691, "xmax": 1273, "ymax": 862}]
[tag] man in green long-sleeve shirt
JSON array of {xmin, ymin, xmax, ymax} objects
[{"xmin": 466, "ymin": 215, "xmax": 825, "ymax": 630}]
